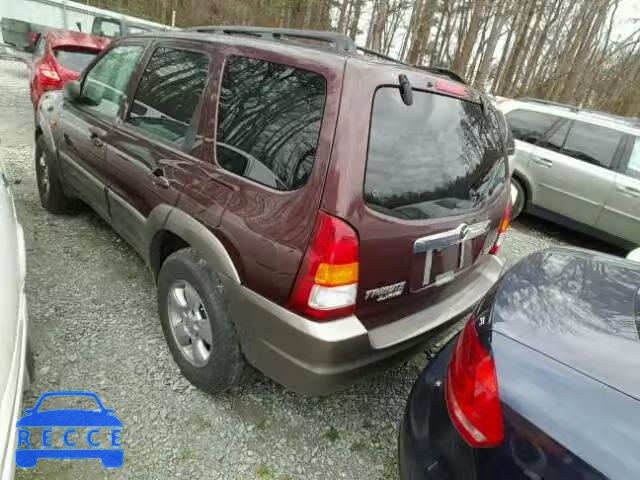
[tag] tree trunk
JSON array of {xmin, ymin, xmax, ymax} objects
[
  {"xmin": 497, "ymin": 0, "xmax": 534, "ymax": 96},
  {"xmin": 511, "ymin": 0, "xmax": 545, "ymax": 96},
  {"xmin": 337, "ymin": 0, "xmax": 350, "ymax": 33},
  {"xmin": 560, "ymin": 0, "xmax": 609, "ymax": 102},
  {"xmin": 348, "ymin": 0, "xmax": 364, "ymax": 39},
  {"xmin": 407, "ymin": 0, "xmax": 436, "ymax": 65},
  {"xmin": 475, "ymin": 0, "xmax": 510, "ymax": 92},
  {"xmin": 452, "ymin": 0, "xmax": 487, "ymax": 76}
]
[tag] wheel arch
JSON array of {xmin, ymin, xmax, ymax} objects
[
  {"xmin": 146, "ymin": 206, "xmax": 241, "ymax": 284},
  {"xmin": 512, "ymin": 170, "xmax": 533, "ymax": 205}
]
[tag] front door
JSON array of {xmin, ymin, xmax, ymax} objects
[
  {"xmin": 596, "ymin": 136, "xmax": 640, "ymax": 245},
  {"xmin": 57, "ymin": 44, "xmax": 144, "ymax": 220},
  {"xmin": 529, "ymin": 120, "xmax": 623, "ymax": 226},
  {"xmin": 105, "ymin": 42, "xmax": 222, "ymax": 255}
]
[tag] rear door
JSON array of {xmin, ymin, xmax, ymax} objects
[
  {"xmin": 596, "ymin": 135, "xmax": 640, "ymax": 244},
  {"xmin": 529, "ymin": 120, "xmax": 623, "ymax": 226},
  {"xmin": 105, "ymin": 41, "xmax": 218, "ymax": 255}
]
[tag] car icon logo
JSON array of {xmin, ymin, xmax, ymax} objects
[{"xmin": 15, "ymin": 391, "xmax": 123, "ymax": 468}]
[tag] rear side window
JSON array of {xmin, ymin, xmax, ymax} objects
[
  {"xmin": 562, "ymin": 121, "xmax": 622, "ymax": 169},
  {"xmin": 506, "ymin": 109, "xmax": 559, "ymax": 143},
  {"xmin": 54, "ymin": 48, "xmax": 98, "ymax": 72},
  {"xmin": 365, "ymin": 88, "xmax": 506, "ymax": 220},
  {"xmin": 127, "ymin": 47, "xmax": 209, "ymax": 150},
  {"xmin": 216, "ymin": 56, "xmax": 326, "ymax": 191},
  {"xmin": 626, "ymin": 138, "xmax": 640, "ymax": 179}
]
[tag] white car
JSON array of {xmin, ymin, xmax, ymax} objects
[{"xmin": 0, "ymin": 157, "xmax": 30, "ymax": 480}]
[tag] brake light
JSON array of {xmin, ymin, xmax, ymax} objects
[
  {"xmin": 435, "ymin": 79, "xmax": 468, "ymax": 99},
  {"xmin": 288, "ymin": 212, "xmax": 359, "ymax": 320},
  {"xmin": 489, "ymin": 199, "xmax": 512, "ymax": 255},
  {"xmin": 37, "ymin": 63, "xmax": 62, "ymax": 88},
  {"xmin": 445, "ymin": 318, "xmax": 504, "ymax": 447}
]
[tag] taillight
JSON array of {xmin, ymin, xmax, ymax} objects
[
  {"xmin": 445, "ymin": 317, "xmax": 504, "ymax": 447},
  {"xmin": 36, "ymin": 63, "xmax": 62, "ymax": 88},
  {"xmin": 288, "ymin": 212, "xmax": 359, "ymax": 320},
  {"xmin": 489, "ymin": 199, "xmax": 512, "ymax": 255}
]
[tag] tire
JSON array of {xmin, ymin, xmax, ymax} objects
[
  {"xmin": 35, "ymin": 135, "xmax": 72, "ymax": 214},
  {"xmin": 510, "ymin": 177, "xmax": 526, "ymax": 220},
  {"xmin": 157, "ymin": 248, "xmax": 247, "ymax": 394}
]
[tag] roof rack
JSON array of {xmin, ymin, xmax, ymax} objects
[
  {"xmin": 186, "ymin": 26, "xmax": 358, "ymax": 53},
  {"xmin": 518, "ymin": 97, "xmax": 580, "ymax": 111},
  {"xmin": 357, "ymin": 46, "xmax": 404, "ymax": 64}
]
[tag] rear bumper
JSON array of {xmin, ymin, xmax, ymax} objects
[{"xmin": 224, "ymin": 255, "xmax": 503, "ymax": 395}]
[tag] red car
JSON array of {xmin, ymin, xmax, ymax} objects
[{"xmin": 29, "ymin": 30, "xmax": 109, "ymax": 108}]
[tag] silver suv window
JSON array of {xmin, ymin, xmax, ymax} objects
[
  {"xmin": 506, "ymin": 109, "xmax": 560, "ymax": 144},
  {"xmin": 626, "ymin": 138, "xmax": 640, "ymax": 180},
  {"xmin": 562, "ymin": 121, "xmax": 622, "ymax": 169}
]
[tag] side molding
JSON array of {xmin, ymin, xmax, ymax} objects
[{"xmin": 146, "ymin": 205, "xmax": 241, "ymax": 284}]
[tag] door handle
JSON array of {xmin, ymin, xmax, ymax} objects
[
  {"xmin": 89, "ymin": 128, "xmax": 105, "ymax": 148},
  {"xmin": 63, "ymin": 133, "xmax": 71, "ymax": 145},
  {"xmin": 150, "ymin": 168, "xmax": 170, "ymax": 188},
  {"xmin": 532, "ymin": 156, "xmax": 553, "ymax": 168},
  {"xmin": 616, "ymin": 185, "xmax": 640, "ymax": 198}
]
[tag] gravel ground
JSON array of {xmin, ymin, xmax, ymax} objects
[{"xmin": 0, "ymin": 58, "xmax": 624, "ymax": 480}]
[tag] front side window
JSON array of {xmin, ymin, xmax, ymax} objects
[
  {"xmin": 127, "ymin": 47, "xmax": 209, "ymax": 150},
  {"xmin": 506, "ymin": 109, "xmax": 560, "ymax": 144},
  {"xmin": 365, "ymin": 88, "xmax": 506, "ymax": 220},
  {"xmin": 561, "ymin": 121, "xmax": 622, "ymax": 169},
  {"xmin": 216, "ymin": 56, "xmax": 327, "ymax": 191},
  {"xmin": 81, "ymin": 45, "xmax": 143, "ymax": 119}
]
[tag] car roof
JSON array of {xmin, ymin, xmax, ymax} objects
[
  {"xmin": 46, "ymin": 29, "xmax": 110, "ymax": 50},
  {"xmin": 499, "ymin": 98, "xmax": 640, "ymax": 136},
  {"xmin": 122, "ymin": 30, "xmax": 473, "ymax": 92}
]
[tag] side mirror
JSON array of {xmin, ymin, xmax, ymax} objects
[
  {"xmin": 76, "ymin": 21, "xmax": 82, "ymax": 32},
  {"xmin": 626, "ymin": 247, "xmax": 640, "ymax": 263},
  {"xmin": 63, "ymin": 80, "xmax": 82, "ymax": 101}
]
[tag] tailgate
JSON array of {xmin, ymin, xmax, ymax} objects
[{"xmin": 328, "ymin": 71, "xmax": 509, "ymax": 330}]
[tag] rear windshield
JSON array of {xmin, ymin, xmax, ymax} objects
[
  {"xmin": 54, "ymin": 48, "xmax": 99, "ymax": 72},
  {"xmin": 365, "ymin": 88, "xmax": 506, "ymax": 220}
]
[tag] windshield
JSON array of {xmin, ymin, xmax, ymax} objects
[
  {"xmin": 364, "ymin": 88, "xmax": 506, "ymax": 220},
  {"xmin": 54, "ymin": 48, "xmax": 99, "ymax": 73}
]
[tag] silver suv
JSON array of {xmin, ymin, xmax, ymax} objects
[{"xmin": 498, "ymin": 98, "xmax": 640, "ymax": 247}]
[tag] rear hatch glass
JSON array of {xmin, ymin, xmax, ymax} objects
[
  {"xmin": 54, "ymin": 47, "xmax": 99, "ymax": 73},
  {"xmin": 356, "ymin": 86, "xmax": 507, "ymax": 329},
  {"xmin": 365, "ymin": 88, "xmax": 506, "ymax": 220}
]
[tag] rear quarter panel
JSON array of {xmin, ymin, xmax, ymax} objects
[{"xmin": 208, "ymin": 43, "xmax": 346, "ymax": 303}]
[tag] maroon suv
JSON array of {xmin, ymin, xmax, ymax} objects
[{"xmin": 34, "ymin": 27, "xmax": 510, "ymax": 394}]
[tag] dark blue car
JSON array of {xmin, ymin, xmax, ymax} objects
[
  {"xmin": 399, "ymin": 247, "xmax": 640, "ymax": 480},
  {"xmin": 15, "ymin": 391, "xmax": 123, "ymax": 468}
]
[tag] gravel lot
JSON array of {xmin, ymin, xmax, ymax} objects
[{"xmin": 0, "ymin": 58, "xmax": 623, "ymax": 480}]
